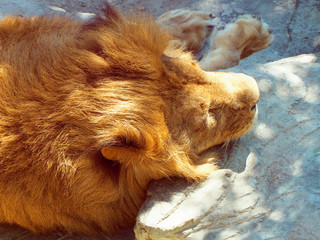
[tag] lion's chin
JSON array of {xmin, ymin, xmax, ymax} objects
[{"xmin": 233, "ymin": 104, "xmax": 259, "ymax": 140}]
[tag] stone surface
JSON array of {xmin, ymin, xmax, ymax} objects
[
  {"xmin": 0, "ymin": 0, "xmax": 319, "ymax": 240},
  {"xmin": 0, "ymin": 0, "xmax": 48, "ymax": 18}
]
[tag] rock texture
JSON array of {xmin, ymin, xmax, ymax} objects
[{"xmin": 1, "ymin": 0, "xmax": 319, "ymax": 240}]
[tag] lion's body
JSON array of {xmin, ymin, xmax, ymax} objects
[{"xmin": 0, "ymin": 4, "xmax": 266, "ymax": 236}]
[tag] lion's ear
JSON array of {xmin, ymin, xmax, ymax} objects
[
  {"xmin": 162, "ymin": 54, "xmax": 178, "ymax": 70},
  {"xmin": 100, "ymin": 125, "xmax": 152, "ymax": 163},
  {"xmin": 101, "ymin": 146, "xmax": 139, "ymax": 163}
]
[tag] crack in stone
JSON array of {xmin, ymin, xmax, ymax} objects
[
  {"xmin": 184, "ymin": 210, "xmax": 270, "ymax": 236},
  {"xmin": 153, "ymin": 173, "xmax": 236, "ymax": 239},
  {"xmin": 298, "ymin": 126, "xmax": 320, "ymax": 144},
  {"xmin": 154, "ymin": 182, "xmax": 199, "ymax": 225},
  {"xmin": 181, "ymin": 183, "xmax": 267, "ymax": 238},
  {"xmin": 286, "ymin": 0, "xmax": 300, "ymax": 44}
]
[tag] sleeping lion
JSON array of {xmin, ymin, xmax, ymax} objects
[{"xmin": 0, "ymin": 2, "xmax": 273, "ymax": 236}]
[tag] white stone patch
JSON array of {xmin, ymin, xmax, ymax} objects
[
  {"xmin": 269, "ymin": 210, "xmax": 285, "ymax": 221},
  {"xmin": 76, "ymin": 12, "xmax": 96, "ymax": 21},
  {"xmin": 255, "ymin": 123, "xmax": 275, "ymax": 140},
  {"xmin": 244, "ymin": 152, "xmax": 258, "ymax": 172},
  {"xmin": 304, "ymin": 84, "xmax": 319, "ymax": 103},
  {"xmin": 155, "ymin": 170, "xmax": 230, "ymax": 230},
  {"xmin": 258, "ymin": 78, "xmax": 273, "ymax": 93},
  {"xmin": 259, "ymin": 54, "xmax": 318, "ymax": 99},
  {"xmin": 47, "ymin": 5, "xmax": 66, "ymax": 12},
  {"xmin": 291, "ymin": 159, "xmax": 303, "ymax": 176}
]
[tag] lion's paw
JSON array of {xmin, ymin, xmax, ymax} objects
[
  {"xmin": 199, "ymin": 14, "xmax": 273, "ymax": 71},
  {"xmin": 157, "ymin": 9, "xmax": 215, "ymax": 52},
  {"xmin": 233, "ymin": 14, "xmax": 274, "ymax": 59}
]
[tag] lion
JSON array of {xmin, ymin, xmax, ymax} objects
[{"xmin": 0, "ymin": 2, "xmax": 272, "ymax": 237}]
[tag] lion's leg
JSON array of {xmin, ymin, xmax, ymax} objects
[
  {"xmin": 157, "ymin": 9, "xmax": 215, "ymax": 53},
  {"xmin": 174, "ymin": 160, "xmax": 219, "ymax": 182},
  {"xmin": 199, "ymin": 15, "xmax": 273, "ymax": 71},
  {"xmin": 152, "ymin": 150, "xmax": 219, "ymax": 182}
]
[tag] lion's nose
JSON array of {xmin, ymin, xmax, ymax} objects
[
  {"xmin": 207, "ymin": 72, "xmax": 260, "ymax": 109},
  {"xmin": 233, "ymin": 73, "xmax": 260, "ymax": 107}
]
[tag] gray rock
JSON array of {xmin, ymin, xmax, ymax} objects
[
  {"xmin": 0, "ymin": 1, "xmax": 319, "ymax": 240},
  {"xmin": 0, "ymin": 0, "xmax": 96, "ymax": 20},
  {"xmin": 0, "ymin": 0, "xmax": 50, "ymax": 18}
]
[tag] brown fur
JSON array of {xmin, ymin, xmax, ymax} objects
[{"xmin": 0, "ymin": 4, "xmax": 261, "ymax": 236}]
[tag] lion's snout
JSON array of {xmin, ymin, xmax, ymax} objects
[{"xmin": 207, "ymin": 72, "xmax": 260, "ymax": 111}]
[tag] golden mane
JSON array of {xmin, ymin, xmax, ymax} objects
[
  {"xmin": 0, "ymin": 2, "xmax": 263, "ymax": 236},
  {"xmin": 0, "ymin": 6, "xmax": 198, "ymax": 234}
]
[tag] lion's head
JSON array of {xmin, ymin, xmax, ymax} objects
[{"xmin": 0, "ymin": 3, "xmax": 259, "ymax": 236}]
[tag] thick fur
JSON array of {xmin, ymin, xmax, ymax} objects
[{"xmin": 0, "ymin": 3, "xmax": 261, "ymax": 236}]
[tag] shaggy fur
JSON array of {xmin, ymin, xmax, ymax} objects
[{"xmin": 0, "ymin": 3, "xmax": 264, "ymax": 236}]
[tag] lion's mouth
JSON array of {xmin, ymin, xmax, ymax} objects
[{"xmin": 233, "ymin": 104, "xmax": 259, "ymax": 139}]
